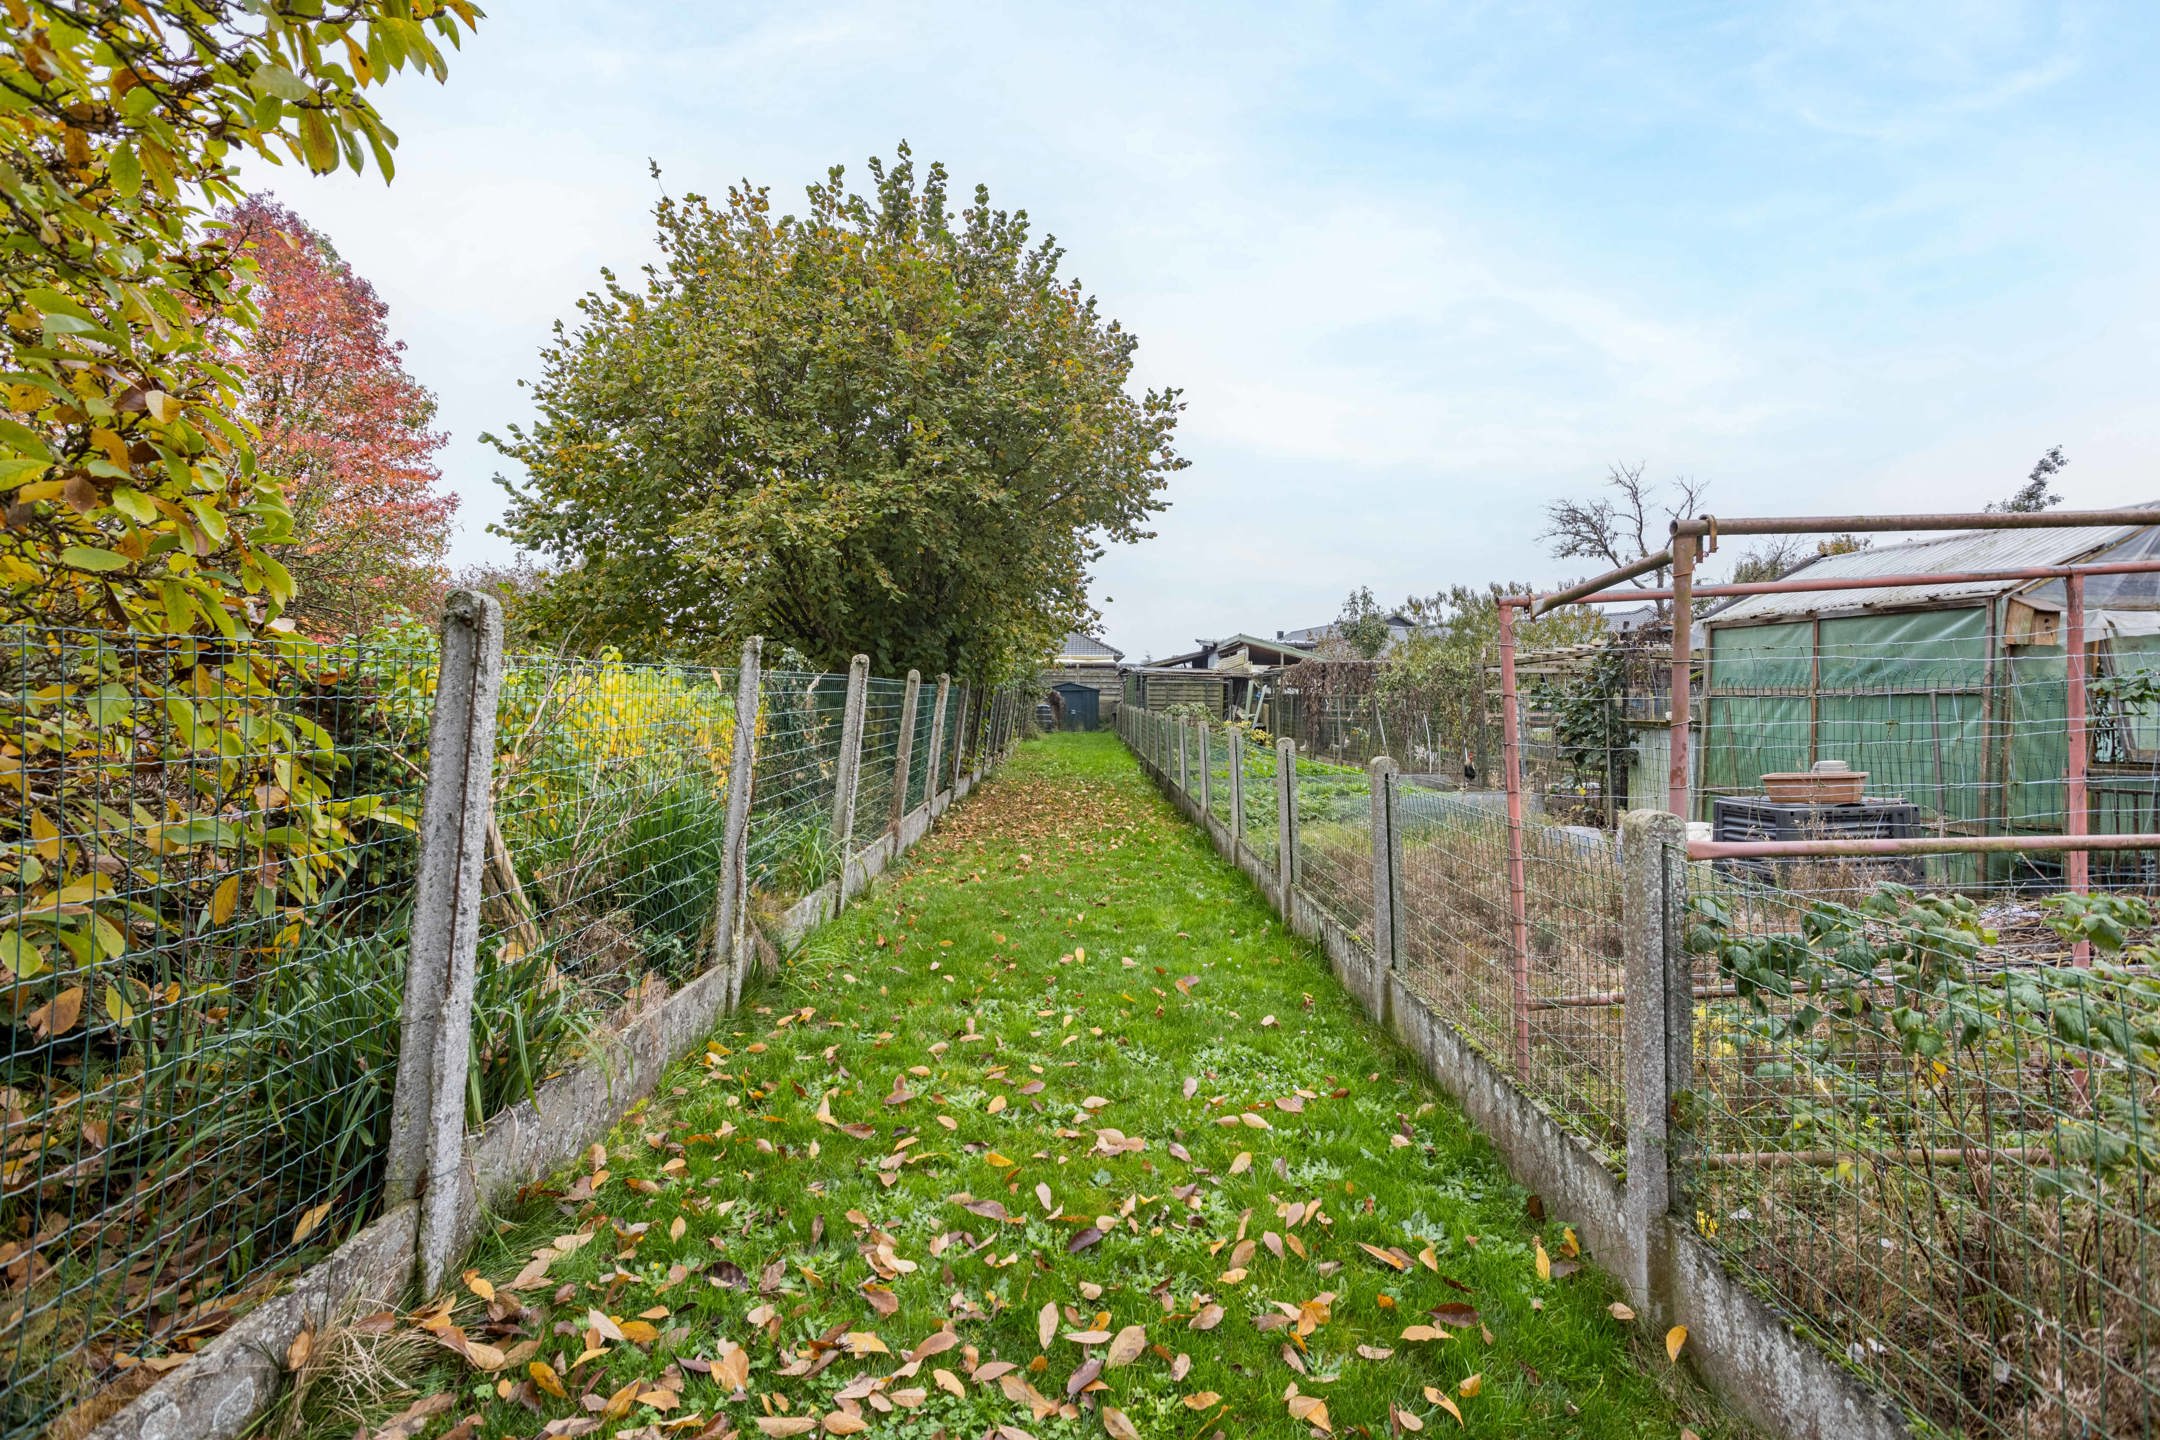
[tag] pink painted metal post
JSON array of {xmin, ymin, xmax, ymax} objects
[
  {"xmin": 1666, "ymin": 533, "xmax": 1696, "ymax": 820},
  {"xmin": 2066, "ymin": 571, "xmax": 2091, "ymax": 964},
  {"xmin": 1498, "ymin": 597, "xmax": 1532, "ymax": 1076}
]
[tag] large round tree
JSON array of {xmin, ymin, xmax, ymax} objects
[{"xmin": 490, "ymin": 146, "xmax": 1183, "ymax": 679}]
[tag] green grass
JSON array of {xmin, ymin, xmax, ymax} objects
[{"xmin": 287, "ymin": 733, "xmax": 1737, "ymax": 1440}]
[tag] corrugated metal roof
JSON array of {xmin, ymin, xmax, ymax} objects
[{"xmin": 1705, "ymin": 522, "xmax": 2148, "ymax": 626}]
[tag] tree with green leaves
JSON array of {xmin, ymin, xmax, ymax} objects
[
  {"xmin": 490, "ymin": 147, "xmax": 1185, "ymax": 681},
  {"xmin": 0, "ymin": 0, "xmax": 479, "ymax": 635},
  {"xmin": 1330, "ymin": 585, "xmax": 1393, "ymax": 659}
]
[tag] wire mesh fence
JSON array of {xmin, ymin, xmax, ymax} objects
[
  {"xmin": 745, "ymin": 670, "xmax": 846, "ymax": 904},
  {"xmin": 1126, "ymin": 695, "xmax": 2160, "ymax": 1439},
  {"xmin": 1240, "ymin": 734, "xmax": 1279, "ymax": 868},
  {"xmin": 850, "ymin": 677, "xmax": 908, "ymax": 851},
  {"xmin": 1206, "ymin": 727, "xmax": 1232, "ymax": 831},
  {"xmin": 486, "ymin": 656, "xmax": 741, "ymax": 1022},
  {"xmin": 0, "ymin": 626, "xmax": 437, "ymax": 1437},
  {"xmin": 1292, "ymin": 756, "xmax": 1372, "ymax": 943},
  {"xmin": 904, "ymin": 683, "xmax": 940, "ymax": 815},
  {"xmin": 1677, "ymin": 843, "xmax": 2160, "ymax": 1440},
  {"xmin": 1, "ymin": 624, "xmax": 1010, "ymax": 1439}
]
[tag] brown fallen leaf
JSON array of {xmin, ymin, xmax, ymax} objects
[
  {"xmin": 1190, "ymin": 1304, "xmax": 1225, "ymax": 1331},
  {"xmin": 1105, "ymin": 1324, "xmax": 1146, "ymax": 1368},
  {"xmin": 1607, "ymin": 1302, "xmax": 1635, "ymax": 1322},
  {"xmin": 1038, "ymin": 1301, "xmax": 1058, "ymax": 1350},
  {"xmin": 1183, "ymin": 1391, "xmax": 1222, "ymax": 1410},
  {"xmin": 1286, "ymin": 1389, "xmax": 1331, "ymax": 1433},
  {"xmin": 1101, "ymin": 1406, "xmax": 1141, "ymax": 1440},
  {"xmin": 1067, "ymin": 1227, "xmax": 1104, "ymax": 1253},
  {"xmin": 366, "ymin": 1393, "xmax": 456, "ymax": 1440},
  {"xmin": 754, "ymin": 1419, "xmax": 819, "ymax": 1438},
  {"xmin": 1423, "ymin": 1386, "xmax": 1464, "ymax": 1426},
  {"xmin": 1457, "ymin": 1373, "xmax": 1481, "ymax": 1397}
]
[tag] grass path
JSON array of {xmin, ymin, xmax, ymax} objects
[{"xmin": 300, "ymin": 733, "xmax": 1736, "ymax": 1440}]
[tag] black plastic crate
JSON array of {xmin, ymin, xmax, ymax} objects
[{"xmin": 1711, "ymin": 795, "xmax": 1922, "ymax": 882}]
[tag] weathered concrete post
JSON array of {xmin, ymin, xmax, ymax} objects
[
  {"xmin": 386, "ymin": 590, "xmax": 505, "ymax": 1296},
  {"xmin": 1197, "ymin": 721, "xmax": 1212, "ymax": 820},
  {"xmin": 890, "ymin": 669, "xmax": 922, "ymax": 832},
  {"xmin": 830, "ymin": 655, "xmax": 871, "ymax": 904},
  {"xmin": 924, "ymin": 675, "xmax": 950, "ymax": 813},
  {"xmin": 1176, "ymin": 718, "xmax": 1190, "ymax": 797},
  {"xmin": 1276, "ymin": 738, "xmax": 1299, "ymax": 905},
  {"xmin": 1229, "ymin": 727, "xmax": 1246, "ymax": 844},
  {"xmin": 1370, "ymin": 756, "xmax": 1402, "ymax": 972},
  {"xmin": 831, "ymin": 655, "xmax": 871, "ymax": 843},
  {"xmin": 713, "ymin": 637, "xmax": 763, "ymax": 1003},
  {"xmin": 1621, "ymin": 808, "xmax": 1690, "ymax": 1308}
]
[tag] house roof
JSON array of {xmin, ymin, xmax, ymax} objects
[
  {"xmin": 1143, "ymin": 634, "xmax": 1318, "ymax": 670},
  {"xmin": 1706, "ymin": 519, "xmax": 2160, "ymax": 627},
  {"xmin": 1216, "ymin": 633, "xmax": 1317, "ymax": 663},
  {"xmin": 1055, "ymin": 630, "xmax": 1123, "ymax": 662},
  {"xmin": 1277, "ymin": 613, "xmax": 1416, "ymax": 647}
]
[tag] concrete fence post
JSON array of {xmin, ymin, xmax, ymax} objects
[
  {"xmin": 1276, "ymin": 738, "xmax": 1299, "ymax": 904},
  {"xmin": 1229, "ymin": 727, "xmax": 1246, "ymax": 844},
  {"xmin": 713, "ymin": 637, "xmax": 763, "ymax": 1003},
  {"xmin": 831, "ymin": 654, "xmax": 871, "ymax": 843},
  {"xmin": 385, "ymin": 590, "xmax": 505, "ymax": 1296},
  {"xmin": 1177, "ymin": 718, "xmax": 1190, "ymax": 796},
  {"xmin": 1197, "ymin": 721, "xmax": 1212, "ymax": 819},
  {"xmin": 925, "ymin": 674, "xmax": 950, "ymax": 811},
  {"xmin": 830, "ymin": 655, "xmax": 871, "ymax": 905},
  {"xmin": 1621, "ymin": 808, "xmax": 1691, "ymax": 1308},
  {"xmin": 1370, "ymin": 756, "xmax": 1402, "ymax": 971},
  {"xmin": 890, "ymin": 669, "xmax": 922, "ymax": 831}
]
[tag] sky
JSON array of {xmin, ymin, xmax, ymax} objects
[{"xmin": 241, "ymin": 1, "xmax": 2160, "ymax": 662}]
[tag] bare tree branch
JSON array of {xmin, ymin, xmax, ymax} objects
[{"xmin": 1539, "ymin": 462, "xmax": 1708, "ymax": 592}]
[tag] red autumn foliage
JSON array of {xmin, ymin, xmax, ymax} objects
[{"xmin": 221, "ymin": 194, "xmax": 456, "ymax": 635}]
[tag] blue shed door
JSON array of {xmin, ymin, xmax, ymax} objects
[{"xmin": 1052, "ymin": 684, "xmax": 1099, "ymax": 731}]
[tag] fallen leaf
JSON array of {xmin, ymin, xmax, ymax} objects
[
  {"xmin": 291, "ymin": 1200, "xmax": 333, "ymax": 1247},
  {"xmin": 1183, "ymin": 1391, "xmax": 1222, "ymax": 1409},
  {"xmin": 1424, "ymin": 1387, "xmax": 1463, "ymax": 1426},
  {"xmin": 529, "ymin": 1361, "xmax": 567, "ymax": 1399},
  {"xmin": 1101, "ymin": 1407, "xmax": 1141, "ymax": 1440},
  {"xmin": 1608, "ymin": 1302, "xmax": 1635, "ymax": 1322},
  {"xmin": 1286, "ymin": 1390, "xmax": 1331, "ymax": 1432},
  {"xmin": 754, "ymin": 1420, "xmax": 819, "ymax": 1437},
  {"xmin": 366, "ymin": 1393, "xmax": 456, "ymax": 1440},
  {"xmin": 1038, "ymin": 1301, "xmax": 1057, "ymax": 1350},
  {"xmin": 1106, "ymin": 1324, "xmax": 1146, "ymax": 1367},
  {"xmin": 1457, "ymin": 1373, "xmax": 1481, "ymax": 1397},
  {"xmin": 1666, "ymin": 1325, "xmax": 1688, "ymax": 1363},
  {"xmin": 1190, "ymin": 1304, "xmax": 1224, "ymax": 1331}
]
